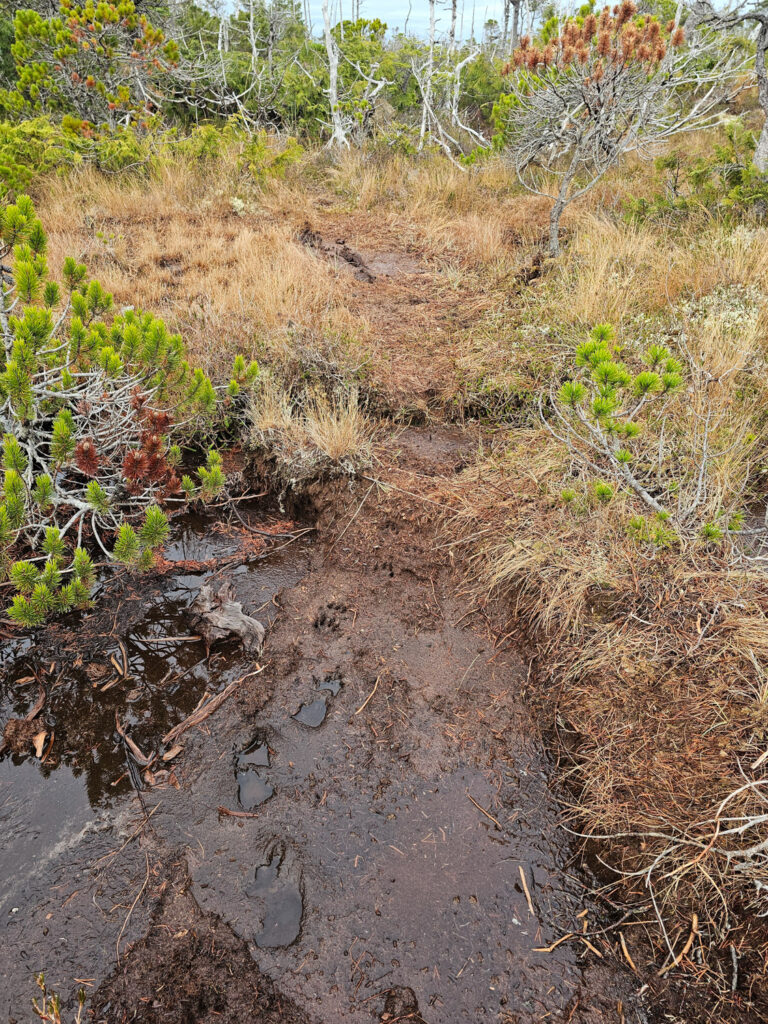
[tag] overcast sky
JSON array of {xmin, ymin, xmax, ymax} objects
[{"xmin": 303, "ymin": 0, "xmax": 511, "ymax": 38}]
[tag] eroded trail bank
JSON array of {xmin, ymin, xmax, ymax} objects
[{"xmin": 2, "ymin": 428, "xmax": 641, "ymax": 1024}]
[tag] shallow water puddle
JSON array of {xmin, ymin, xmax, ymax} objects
[
  {"xmin": 237, "ymin": 770, "xmax": 275, "ymax": 809},
  {"xmin": 0, "ymin": 500, "xmax": 636, "ymax": 1023},
  {"xmin": 189, "ymin": 659, "xmax": 599, "ymax": 1024},
  {"xmin": 292, "ymin": 676, "xmax": 343, "ymax": 727},
  {"xmin": 236, "ymin": 734, "xmax": 274, "ymax": 809},
  {"xmin": 0, "ymin": 511, "xmax": 309, "ymax": 1017},
  {"xmin": 292, "ymin": 696, "xmax": 328, "ymax": 727}
]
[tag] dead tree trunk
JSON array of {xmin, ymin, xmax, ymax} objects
[
  {"xmin": 755, "ymin": 19, "xmax": 768, "ymax": 172},
  {"xmin": 419, "ymin": 0, "xmax": 436, "ymax": 151},
  {"xmin": 322, "ymin": 0, "xmax": 348, "ymax": 148},
  {"xmin": 511, "ymin": 0, "xmax": 521, "ymax": 51}
]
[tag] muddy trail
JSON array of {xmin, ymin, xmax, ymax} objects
[{"xmin": 0, "ymin": 429, "xmax": 655, "ymax": 1024}]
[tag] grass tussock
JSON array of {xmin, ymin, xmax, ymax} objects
[
  {"xmin": 452, "ymin": 221, "xmax": 768, "ymax": 988},
  {"xmin": 456, "ymin": 427, "xmax": 768, "ymax": 983},
  {"xmin": 538, "ymin": 216, "xmax": 768, "ymax": 331},
  {"xmin": 249, "ymin": 379, "xmax": 374, "ymax": 491}
]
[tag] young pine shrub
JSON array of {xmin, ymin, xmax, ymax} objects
[
  {"xmin": 546, "ymin": 320, "xmax": 761, "ymax": 552},
  {"xmin": 547, "ymin": 323, "xmax": 686, "ymax": 524},
  {"xmin": 0, "ymin": 195, "xmax": 258, "ymax": 626}
]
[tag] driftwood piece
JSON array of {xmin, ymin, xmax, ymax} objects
[{"xmin": 190, "ymin": 583, "xmax": 266, "ymax": 652}]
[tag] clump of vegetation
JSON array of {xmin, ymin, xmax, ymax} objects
[
  {"xmin": 493, "ymin": 1, "xmax": 743, "ymax": 253},
  {"xmin": 0, "ymin": 115, "xmax": 303, "ymax": 198},
  {"xmin": 549, "ymin": 323, "xmax": 684, "ymax": 517},
  {"xmin": 32, "ymin": 974, "xmax": 85, "ymax": 1024},
  {"xmin": 0, "ymin": 194, "xmax": 258, "ymax": 624},
  {"xmin": 625, "ymin": 121, "xmax": 768, "ymax": 224},
  {"xmin": 455, "ymin": 275, "xmax": 768, "ymax": 981},
  {"xmin": 249, "ymin": 378, "xmax": 373, "ymax": 494}
]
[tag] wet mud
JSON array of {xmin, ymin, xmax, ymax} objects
[
  {"xmin": 0, "ymin": 512, "xmax": 309, "ymax": 1021},
  {"xmin": 0, "ymin": 431, "xmax": 650, "ymax": 1024}
]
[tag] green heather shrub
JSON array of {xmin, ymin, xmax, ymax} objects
[
  {"xmin": 0, "ymin": 115, "xmax": 303, "ymax": 198},
  {"xmin": 0, "ymin": 194, "xmax": 259, "ymax": 626}
]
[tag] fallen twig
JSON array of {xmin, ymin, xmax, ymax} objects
[
  {"xmin": 619, "ymin": 931, "xmax": 638, "ymax": 973},
  {"xmin": 115, "ymin": 712, "xmax": 154, "ymax": 766},
  {"xmin": 355, "ymin": 677, "xmax": 379, "ymax": 715},
  {"xmin": 580, "ymin": 937, "xmax": 603, "ymax": 958},
  {"xmin": 218, "ymin": 805, "xmax": 260, "ymax": 819},
  {"xmin": 519, "ymin": 865, "xmax": 535, "ymax": 916},
  {"xmin": 116, "ymin": 852, "xmax": 150, "ymax": 966},
  {"xmin": 534, "ymin": 932, "xmax": 574, "ymax": 953},
  {"xmin": 467, "ymin": 793, "xmax": 502, "ymax": 830},
  {"xmin": 25, "ymin": 685, "xmax": 46, "ymax": 720},
  {"xmin": 658, "ymin": 914, "xmax": 698, "ymax": 976},
  {"xmin": 161, "ymin": 666, "xmax": 264, "ymax": 746},
  {"xmin": 134, "ymin": 635, "xmax": 201, "ymax": 644}
]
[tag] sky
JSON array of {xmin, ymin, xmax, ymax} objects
[{"xmin": 302, "ymin": 0, "xmax": 513, "ymax": 38}]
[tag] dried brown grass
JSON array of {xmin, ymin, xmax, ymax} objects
[
  {"xmin": 452, "ymin": 271, "xmax": 768, "ymax": 993},
  {"xmin": 249, "ymin": 378, "xmax": 373, "ymax": 489},
  {"xmin": 454, "ymin": 429, "xmax": 768, "ymax": 988},
  {"xmin": 321, "ymin": 148, "xmax": 549, "ymax": 264},
  {"xmin": 537, "ymin": 216, "xmax": 768, "ymax": 332},
  {"xmin": 440, "ymin": 129, "xmax": 768, "ymax": 989},
  {"xmin": 36, "ymin": 163, "xmax": 367, "ymax": 379}
]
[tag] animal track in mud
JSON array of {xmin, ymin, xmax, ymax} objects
[
  {"xmin": 237, "ymin": 772, "xmax": 274, "ymax": 810},
  {"xmin": 292, "ymin": 675, "xmax": 343, "ymax": 728},
  {"xmin": 313, "ymin": 601, "xmax": 347, "ymax": 632},
  {"xmin": 292, "ymin": 698, "xmax": 327, "ymax": 728},
  {"xmin": 372, "ymin": 559, "xmax": 395, "ymax": 577},
  {"xmin": 236, "ymin": 679, "xmax": 345, "ymax": 810},
  {"xmin": 236, "ymin": 732, "xmax": 274, "ymax": 810},
  {"xmin": 246, "ymin": 842, "xmax": 304, "ymax": 949},
  {"xmin": 238, "ymin": 733, "xmax": 271, "ymax": 769}
]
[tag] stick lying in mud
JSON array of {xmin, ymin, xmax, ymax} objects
[
  {"xmin": 467, "ymin": 793, "xmax": 502, "ymax": 830},
  {"xmin": 217, "ymin": 805, "xmax": 260, "ymax": 819},
  {"xmin": 355, "ymin": 677, "xmax": 379, "ymax": 715},
  {"xmin": 534, "ymin": 932, "xmax": 574, "ymax": 953},
  {"xmin": 115, "ymin": 712, "xmax": 154, "ymax": 766},
  {"xmin": 619, "ymin": 931, "xmax": 638, "ymax": 973},
  {"xmin": 518, "ymin": 864, "xmax": 535, "ymax": 917},
  {"xmin": 161, "ymin": 666, "xmax": 265, "ymax": 747},
  {"xmin": 116, "ymin": 851, "xmax": 150, "ymax": 966}
]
